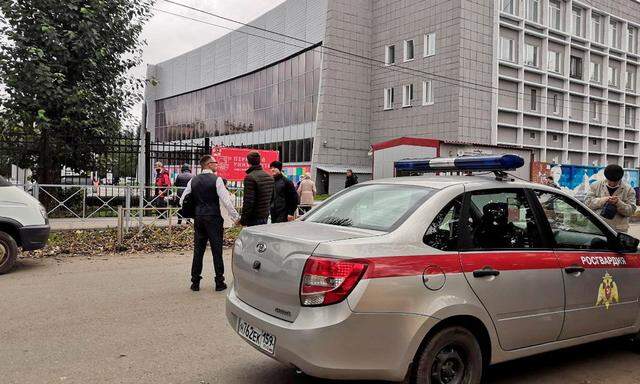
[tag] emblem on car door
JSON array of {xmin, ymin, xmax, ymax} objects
[
  {"xmin": 256, "ymin": 242, "xmax": 267, "ymax": 253},
  {"xmin": 596, "ymin": 272, "xmax": 619, "ymax": 310}
]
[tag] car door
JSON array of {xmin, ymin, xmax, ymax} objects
[
  {"xmin": 459, "ymin": 188, "xmax": 565, "ymax": 351},
  {"xmin": 532, "ymin": 190, "xmax": 640, "ymax": 339}
]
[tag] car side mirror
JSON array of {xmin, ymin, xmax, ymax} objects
[{"xmin": 617, "ymin": 232, "xmax": 639, "ymax": 252}]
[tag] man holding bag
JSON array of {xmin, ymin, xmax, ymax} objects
[
  {"xmin": 585, "ymin": 164, "xmax": 637, "ymax": 233},
  {"xmin": 180, "ymin": 155, "xmax": 239, "ymax": 292}
]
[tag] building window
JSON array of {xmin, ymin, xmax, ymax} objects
[
  {"xmin": 627, "ymin": 68, "xmax": 636, "ymax": 91},
  {"xmin": 591, "ymin": 100, "xmax": 601, "ymax": 121},
  {"xmin": 570, "ymin": 56, "xmax": 583, "ymax": 79},
  {"xmin": 424, "ymin": 33, "xmax": 436, "ymax": 57},
  {"xmin": 530, "ymin": 131, "xmax": 536, "ymax": 139},
  {"xmin": 525, "ymin": 0, "xmax": 539, "ymax": 23},
  {"xmin": 384, "ymin": 87, "xmax": 394, "ymax": 110},
  {"xmin": 501, "ymin": 0, "xmax": 515, "ymax": 15},
  {"xmin": 531, "ymin": 89, "xmax": 538, "ymax": 111},
  {"xmin": 385, "ymin": 45, "xmax": 395, "ymax": 65},
  {"xmin": 590, "ymin": 62, "xmax": 601, "ymax": 83},
  {"xmin": 500, "ymin": 36, "xmax": 515, "ymax": 62},
  {"xmin": 611, "ymin": 21, "xmax": 619, "ymax": 48},
  {"xmin": 402, "ymin": 84, "xmax": 414, "ymax": 107},
  {"xmin": 552, "ymin": 134, "xmax": 559, "ymax": 142},
  {"xmin": 404, "ymin": 39, "xmax": 414, "ymax": 61},
  {"xmin": 548, "ymin": 51, "xmax": 563, "ymax": 74},
  {"xmin": 568, "ymin": 136, "xmax": 572, "ymax": 143},
  {"xmin": 525, "ymin": 44, "xmax": 539, "ymax": 67},
  {"xmin": 572, "ymin": 7, "xmax": 583, "ymax": 36},
  {"xmin": 592, "ymin": 15, "xmax": 602, "ymax": 43},
  {"xmin": 549, "ymin": 0, "xmax": 561, "ymax": 30},
  {"xmin": 628, "ymin": 27, "xmax": 637, "ymax": 54},
  {"xmin": 552, "ymin": 94, "xmax": 560, "ymax": 115},
  {"xmin": 422, "ymin": 80, "xmax": 433, "ymax": 105},
  {"xmin": 592, "ymin": 139, "xmax": 598, "ymax": 146},
  {"xmin": 626, "ymin": 106, "xmax": 636, "ymax": 127},
  {"xmin": 624, "ymin": 143, "xmax": 629, "ymax": 150},
  {"xmin": 609, "ymin": 65, "xmax": 620, "ymax": 87}
]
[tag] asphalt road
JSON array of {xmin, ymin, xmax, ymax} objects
[{"xmin": 2, "ymin": 251, "xmax": 640, "ymax": 384}]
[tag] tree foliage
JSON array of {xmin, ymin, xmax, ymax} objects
[{"xmin": 0, "ymin": 0, "xmax": 153, "ymax": 182}]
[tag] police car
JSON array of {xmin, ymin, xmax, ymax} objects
[{"xmin": 226, "ymin": 155, "xmax": 640, "ymax": 384}]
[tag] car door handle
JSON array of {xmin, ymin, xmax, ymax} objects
[
  {"xmin": 564, "ymin": 265, "xmax": 585, "ymax": 274},
  {"xmin": 473, "ymin": 267, "xmax": 500, "ymax": 278}
]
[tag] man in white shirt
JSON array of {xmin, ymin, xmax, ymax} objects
[{"xmin": 180, "ymin": 155, "xmax": 240, "ymax": 292}]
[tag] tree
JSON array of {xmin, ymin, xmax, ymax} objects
[{"xmin": 0, "ymin": 0, "xmax": 153, "ymax": 183}]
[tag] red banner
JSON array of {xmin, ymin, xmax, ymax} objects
[{"xmin": 211, "ymin": 147, "xmax": 279, "ymax": 181}]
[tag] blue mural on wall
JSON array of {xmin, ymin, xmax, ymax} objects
[{"xmin": 548, "ymin": 164, "xmax": 640, "ymax": 199}]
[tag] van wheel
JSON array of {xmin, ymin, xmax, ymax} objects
[
  {"xmin": 0, "ymin": 231, "xmax": 18, "ymax": 275},
  {"xmin": 412, "ymin": 326, "xmax": 483, "ymax": 384},
  {"xmin": 630, "ymin": 332, "xmax": 640, "ymax": 351}
]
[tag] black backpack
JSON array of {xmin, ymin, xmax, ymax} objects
[{"xmin": 179, "ymin": 192, "xmax": 195, "ymax": 219}]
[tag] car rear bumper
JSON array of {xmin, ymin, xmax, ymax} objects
[
  {"xmin": 19, "ymin": 225, "xmax": 50, "ymax": 251},
  {"xmin": 226, "ymin": 284, "xmax": 433, "ymax": 382}
]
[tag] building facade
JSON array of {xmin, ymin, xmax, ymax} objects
[{"xmin": 144, "ymin": 0, "xmax": 640, "ymax": 193}]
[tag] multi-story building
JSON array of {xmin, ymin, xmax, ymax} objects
[
  {"xmin": 496, "ymin": 0, "xmax": 640, "ymax": 169},
  {"xmin": 143, "ymin": 0, "xmax": 640, "ymax": 193}
]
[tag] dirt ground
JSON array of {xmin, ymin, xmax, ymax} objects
[{"xmin": 1, "ymin": 251, "xmax": 640, "ymax": 384}]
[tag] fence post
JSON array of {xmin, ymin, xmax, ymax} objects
[
  {"xmin": 144, "ymin": 131, "xmax": 151, "ymax": 202},
  {"xmin": 125, "ymin": 186, "xmax": 131, "ymax": 231},
  {"xmin": 82, "ymin": 186, "xmax": 87, "ymax": 219},
  {"xmin": 117, "ymin": 206, "xmax": 123, "ymax": 247},
  {"xmin": 33, "ymin": 183, "xmax": 39, "ymax": 201}
]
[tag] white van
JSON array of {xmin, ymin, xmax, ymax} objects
[{"xmin": 0, "ymin": 176, "xmax": 50, "ymax": 274}]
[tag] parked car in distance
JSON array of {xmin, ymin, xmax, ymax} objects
[{"xmin": 0, "ymin": 176, "xmax": 50, "ymax": 274}]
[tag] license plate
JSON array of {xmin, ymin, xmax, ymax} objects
[{"xmin": 237, "ymin": 318, "xmax": 276, "ymax": 355}]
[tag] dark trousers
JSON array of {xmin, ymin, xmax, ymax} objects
[
  {"xmin": 246, "ymin": 217, "xmax": 268, "ymax": 226},
  {"xmin": 192, "ymin": 215, "xmax": 225, "ymax": 283}
]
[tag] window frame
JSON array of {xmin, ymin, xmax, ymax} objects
[
  {"xmin": 458, "ymin": 188, "xmax": 551, "ymax": 251},
  {"xmin": 385, "ymin": 44, "xmax": 396, "ymax": 65},
  {"xmin": 404, "ymin": 39, "xmax": 415, "ymax": 62},
  {"xmin": 422, "ymin": 80, "xmax": 434, "ymax": 105},
  {"xmin": 626, "ymin": 68, "xmax": 636, "ymax": 91},
  {"xmin": 530, "ymin": 89, "xmax": 538, "ymax": 111},
  {"xmin": 548, "ymin": 0, "xmax": 561, "ymax": 30},
  {"xmin": 384, "ymin": 87, "xmax": 394, "ymax": 110},
  {"xmin": 611, "ymin": 20, "xmax": 619, "ymax": 48},
  {"xmin": 592, "ymin": 15, "xmax": 602, "ymax": 43},
  {"xmin": 524, "ymin": 43, "xmax": 539, "ymax": 67},
  {"xmin": 402, "ymin": 83, "xmax": 414, "ymax": 107},
  {"xmin": 548, "ymin": 50, "xmax": 563, "ymax": 74},
  {"xmin": 501, "ymin": 0, "xmax": 515, "ymax": 15},
  {"xmin": 570, "ymin": 55, "xmax": 583, "ymax": 79},
  {"xmin": 423, "ymin": 195, "xmax": 464, "ymax": 251},
  {"xmin": 530, "ymin": 189, "xmax": 618, "ymax": 251},
  {"xmin": 500, "ymin": 36, "xmax": 515, "ymax": 62},
  {"xmin": 572, "ymin": 7, "xmax": 583, "ymax": 36},
  {"xmin": 424, "ymin": 33, "xmax": 436, "ymax": 57},
  {"xmin": 525, "ymin": 0, "xmax": 540, "ymax": 23},
  {"xmin": 590, "ymin": 61, "xmax": 601, "ymax": 83},
  {"xmin": 609, "ymin": 65, "xmax": 620, "ymax": 87}
]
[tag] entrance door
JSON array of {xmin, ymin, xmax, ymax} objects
[
  {"xmin": 459, "ymin": 188, "xmax": 565, "ymax": 351},
  {"xmin": 533, "ymin": 190, "xmax": 640, "ymax": 339}
]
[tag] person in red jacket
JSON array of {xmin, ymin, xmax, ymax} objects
[{"xmin": 154, "ymin": 161, "xmax": 172, "ymax": 207}]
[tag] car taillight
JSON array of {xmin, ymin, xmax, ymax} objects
[{"xmin": 300, "ymin": 256, "xmax": 368, "ymax": 307}]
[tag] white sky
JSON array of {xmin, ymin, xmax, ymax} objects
[{"xmin": 134, "ymin": 0, "xmax": 286, "ymax": 123}]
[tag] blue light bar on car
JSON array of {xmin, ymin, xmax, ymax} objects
[{"xmin": 394, "ymin": 154, "xmax": 525, "ymax": 172}]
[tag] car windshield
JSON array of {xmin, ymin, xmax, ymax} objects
[{"xmin": 304, "ymin": 184, "xmax": 435, "ymax": 231}]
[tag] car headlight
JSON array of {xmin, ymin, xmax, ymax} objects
[{"xmin": 39, "ymin": 204, "xmax": 48, "ymax": 219}]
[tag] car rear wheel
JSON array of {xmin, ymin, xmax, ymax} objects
[
  {"xmin": 412, "ymin": 326, "xmax": 483, "ymax": 384},
  {"xmin": 0, "ymin": 231, "xmax": 18, "ymax": 275}
]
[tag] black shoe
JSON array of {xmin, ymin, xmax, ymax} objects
[
  {"xmin": 215, "ymin": 282, "xmax": 227, "ymax": 292},
  {"xmin": 190, "ymin": 282, "xmax": 200, "ymax": 291}
]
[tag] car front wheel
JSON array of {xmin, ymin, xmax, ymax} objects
[
  {"xmin": 0, "ymin": 231, "xmax": 18, "ymax": 275},
  {"xmin": 412, "ymin": 326, "xmax": 483, "ymax": 384}
]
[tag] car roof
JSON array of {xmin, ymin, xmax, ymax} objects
[{"xmin": 363, "ymin": 173, "xmax": 564, "ymax": 193}]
